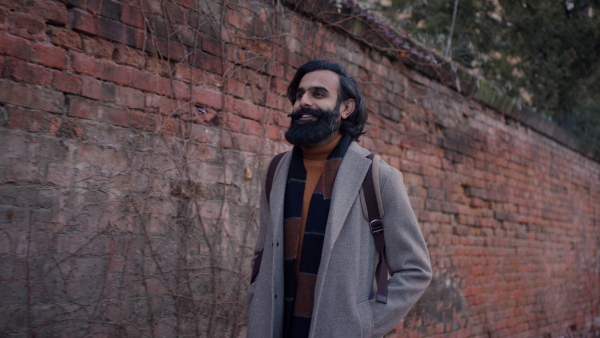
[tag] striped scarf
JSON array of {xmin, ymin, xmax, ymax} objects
[{"xmin": 283, "ymin": 135, "xmax": 351, "ymax": 338}]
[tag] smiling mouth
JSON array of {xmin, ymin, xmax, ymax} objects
[{"xmin": 299, "ymin": 114, "xmax": 318, "ymax": 121}]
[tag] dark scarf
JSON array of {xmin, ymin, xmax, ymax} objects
[{"xmin": 282, "ymin": 134, "xmax": 352, "ymax": 338}]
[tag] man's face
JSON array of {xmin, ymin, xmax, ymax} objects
[{"xmin": 285, "ymin": 70, "xmax": 346, "ymax": 147}]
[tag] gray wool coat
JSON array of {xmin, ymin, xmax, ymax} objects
[{"xmin": 247, "ymin": 142, "xmax": 432, "ymax": 338}]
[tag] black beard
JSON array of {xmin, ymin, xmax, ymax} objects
[{"xmin": 284, "ymin": 106, "xmax": 341, "ymax": 146}]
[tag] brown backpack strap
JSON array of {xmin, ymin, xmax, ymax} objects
[
  {"xmin": 265, "ymin": 151, "xmax": 286, "ymax": 205},
  {"xmin": 251, "ymin": 152, "xmax": 287, "ymax": 284},
  {"xmin": 362, "ymin": 153, "xmax": 388, "ymax": 304}
]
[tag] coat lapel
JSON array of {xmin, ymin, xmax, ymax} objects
[{"xmin": 320, "ymin": 142, "xmax": 372, "ymax": 263}]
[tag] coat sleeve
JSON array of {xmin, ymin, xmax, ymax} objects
[{"xmin": 369, "ymin": 164, "xmax": 432, "ymax": 337}]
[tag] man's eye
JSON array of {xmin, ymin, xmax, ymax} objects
[{"xmin": 313, "ymin": 92, "xmax": 325, "ymax": 98}]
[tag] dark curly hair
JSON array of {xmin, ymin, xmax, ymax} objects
[{"xmin": 286, "ymin": 60, "xmax": 367, "ymax": 141}]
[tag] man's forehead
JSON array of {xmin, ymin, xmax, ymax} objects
[{"xmin": 298, "ymin": 70, "xmax": 340, "ymax": 91}]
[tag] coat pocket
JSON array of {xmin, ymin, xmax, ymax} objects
[{"xmin": 357, "ymin": 299, "xmax": 374, "ymax": 338}]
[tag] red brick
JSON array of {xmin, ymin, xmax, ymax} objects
[
  {"xmin": 115, "ymin": 85, "xmax": 145, "ymax": 109},
  {"xmin": 145, "ymin": 57, "xmax": 171, "ymax": 77},
  {"xmin": 0, "ymin": 0, "xmax": 22, "ymax": 9},
  {"xmin": 168, "ymin": 1, "xmax": 187, "ymax": 23},
  {"xmin": 228, "ymin": 97, "xmax": 262, "ymax": 121},
  {"xmin": 82, "ymin": 36, "xmax": 115, "ymax": 59},
  {"xmin": 71, "ymin": 52, "xmax": 133, "ymax": 85},
  {"xmin": 0, "ymin": 7, "xmax": 7, "ymax": 30},
  {"xmin": 245, "ymin": 51, "xmax": 271, "ymax": 73},
  {"xmin": 230, "ymin": 133, "xmax": 268, "ymax": 153},
  {"xmin": 155, "ymin": 115, "xmax": 182, "ymax": 136},
  {"xmin": 197, "ymin": 107, "xmax": 217, "ymax": 124},
  {"xmin": 227, "ymin": 9, "xmax": 247, "ymax": 30},
  {"xmin": 177, "ymin": 0, "xmax": 194, "ymax": 8},
  {"xmin": 242, "ymin": 118, "xmax": 262, "ymax": 137},
  {"xmin": 225, "ymin": 44, "xmax": 246, "ymax": 64},
  {"xmin": 269, "ymin": 77, "xmax": 288, "ymax": 96},
  {"xmin": 145, "ymin": 94, "xmax": 180, "ymax": 115},
  {"xmin": 103, "ymin": 61, "xmax": 134, "ymax": 86},
  {"xmin": 130, "ymin": 110, "xmax": 156, "ymax": 131},
  {"xmin": 264, "ymin": 124, "xmax": 279, "ymax": 141},
  {"xmin": 52, "ymin": 71, "xmax": 83, "ymax": 94},
  {"xmin": 9, "ymin": 12, "xmax": 46, "ymax": 41},
  {"xmin": 101, "ymin": 104, "xmax": 130, "ymax": 127},
  {"xmin": 137, "ymin": 0, "xmax": 162, "ymax": 15},
  {"xmin": 173, "ymin": 63, "xmax": 195, "ymax": 82},
  {"xmin": 172, "ymin": 80, "xmax": 191, "ymax": 101},
  {"xmin": 34, "ymin": 43, "xmax": 68, "ymax": 69},
  {"xmin": 0, "ymin": 80, "xmax": 64, "ymax": 113},
  {"xmin": 71, "ymin": 52, "xmax": 103, "ymax": 77},
  {"xmin": 152, "ymin": 37, "xmax": 186, "ymax": 62},
  {"xmin": 69, "ymin": 8, "xmax": 97, "ymax": 36},
  {"xmin": 266, "ymin": 91, "xmax": 289, "ymax": 111},
  {"xmin": 202, "ymin": 37, "xmax": 222, "ymax": 57},
  {"xmin": 90, "ymin": 0, "xmax": 121, "ymax": 21},
  {"xmin": 6, "ymin": 105, "xmax": 61, "ymax": 134},
  {"xmin": 22, "ymin": 0, "xmax": 68, "ymax": 25},
  {"xmin": 5, "ymin": 158, "xmax": 38, "ymax": 181},
  {"xmin": 49, "ymin": 26, "xmax": 82, "ymax": 51},
  {"xmin": 0, "ymin": 31, "xmax": 34, "ymax": 60},
  {"xmin": 226, "ymin": 78, "xmax": 245, "ymax": 98},
  {"xmin": 113, "ymin": 44, "xmax": 145, "ymax": 68},
  {"xmin": 68, "ymin": 96, "xmax": 130, "ymax": 127},
  {"xmin": 81, "ymin": 76, "xmax": 116, "ymax": 102},
  {"xmin": 131, "ymin": 69, "xmax": 170, "ymax": 95},
  {"xmin": 55, "ymin": 118, "xmax": 84, "ymax": 139},
  {"xmin": 71, "ymin": 8, "xmax": 136, "ymax": 46},
  {"xmin": 2, "ymin": 58, "xmax": 52, "ymax": 87},
  {"xmin": 191, "ymin": 86, "xmax": 223, "ymax": 110},
  {"xmin": 121, "ymin": 4, "xmax": 144, "ymax": 28},
  {"xmin": 222, "ymin": 113, "xmax": 242, "ymax": 132},
  {"xmin": 276, "ymin": 49, "xmax": 308, "ymax": 69},
  {"xmin": 189, "ymin": 50, "xmax": 223, "ymax": 74},
  {"xmin": 453, "ymin": 225, "xmax": 471, "ymax": 236},
  {"xmin": 68, "ymin": 96, "xmax": 101, "ymax": 120}
]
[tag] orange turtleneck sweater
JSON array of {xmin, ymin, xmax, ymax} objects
[{"xmin": 295, "ymin": 133, "xmax": 342, "ymax": 272}]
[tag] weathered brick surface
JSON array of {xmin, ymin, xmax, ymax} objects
[{"xmin": 1, "ymin": 0, "xmax": 599, "ymax": 337}]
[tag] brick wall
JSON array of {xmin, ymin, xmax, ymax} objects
[{"xmin": 0, "ymin": 0, "xmax": 598, "ymax": 337}]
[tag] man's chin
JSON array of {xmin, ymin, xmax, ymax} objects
[
  {"xmin": 284, "ymin": 129, "xmax": 332, "ymax": 146},
  {"xmin": 285, "ymin": 109, "xmax": 341, "ymax": 146}
]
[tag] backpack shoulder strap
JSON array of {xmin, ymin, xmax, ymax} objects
[
  {"xmin": 361, "ymin": 153, "xmax": 384, "ymax": 220},
  {"xmin": 360, "ymin": 153, "xmax": 389, "ymax": 304},
  {"xmin": 265, "ymin": 151, "xmax": 287, "ymax": 205}
]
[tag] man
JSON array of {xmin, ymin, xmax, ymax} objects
[{"xmin": 247, "ymin": 60, "xmax": 432, "ymax": 338}]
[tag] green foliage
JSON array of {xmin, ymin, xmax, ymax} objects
[{"xmin": 373, "ymin": 0, "xmax": 600, "ymax": 153}]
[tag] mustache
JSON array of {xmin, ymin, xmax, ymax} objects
[{"xmin": 287, "ymin": 107, "xmax": 337, "ymax": 120}]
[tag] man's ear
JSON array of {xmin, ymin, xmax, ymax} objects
[{"xmin": 340, "ymin": 99, "xmax": 356, "ymax": 119}]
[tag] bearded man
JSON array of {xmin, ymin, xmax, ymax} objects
[{"xmin": 247, "ymin": 60, "xmax": 432, "ymax": 338}]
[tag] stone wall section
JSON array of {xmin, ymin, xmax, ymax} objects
[{"xmin": 0, "ymin": 0, "xmax": 598, "ymax": 337}]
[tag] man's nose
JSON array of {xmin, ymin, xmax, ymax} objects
[{"xmin": 298, "ymin": 95, "xmax": 312, "ymax": 108}]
